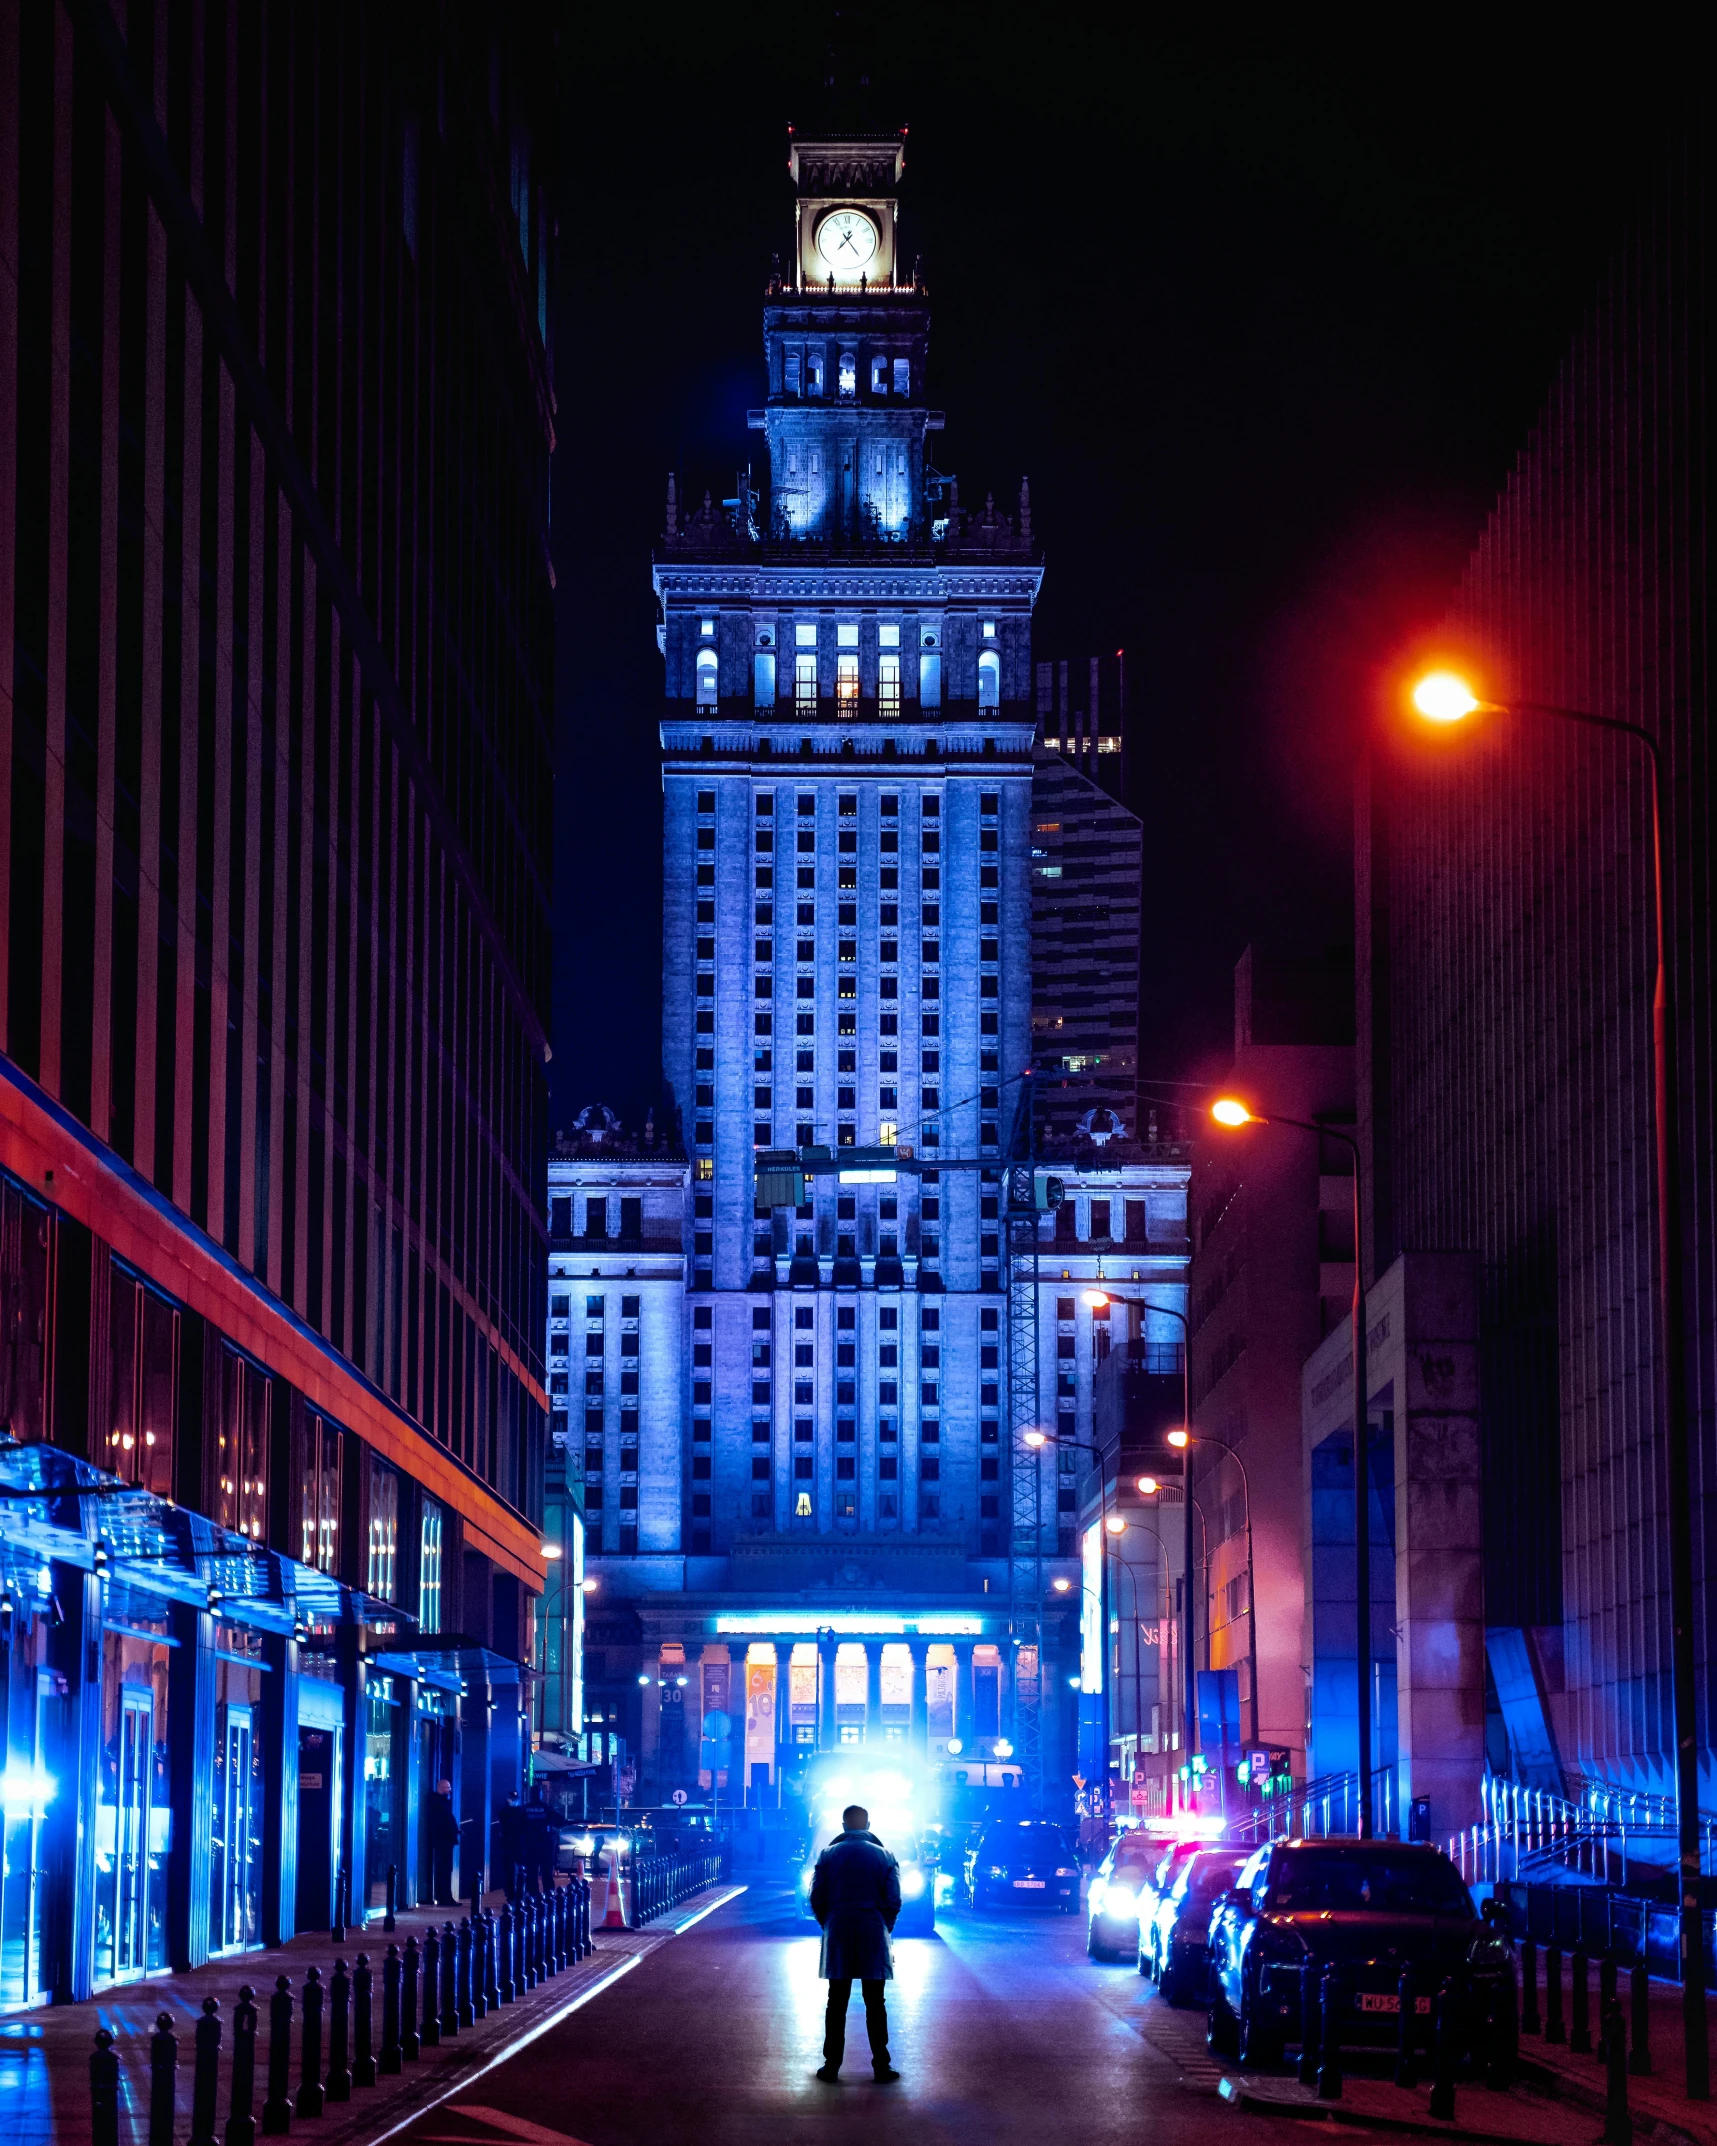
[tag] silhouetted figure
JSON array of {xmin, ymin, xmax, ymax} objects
[
  {"xmin": 810, "ymin": 1804, "xmax": 901, "ymax": 2084},
  {"xmin": 426, "ymin": 1782, "xmax": 459, "ymax": 1906}
]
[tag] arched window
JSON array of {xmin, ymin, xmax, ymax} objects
[
  {"xmin": 838, "ymin": 349, "xmax": 857, "ymax": 398},
  {"xmin": 978, "ymin": 649, "xmax": 1000, "ymax": 708},
  {"xmin": 696, "ymin": 649, "xmax": 718, "ymax": 708}
]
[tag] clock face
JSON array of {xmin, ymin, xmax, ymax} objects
[{"xmin": 815, "ymin": 207, "xmax": 879, "ymax": 275}]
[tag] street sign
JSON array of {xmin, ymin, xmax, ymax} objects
[{"xmin": 670, "ymin": 1789, "xmax": 688, "ymax": 1805}]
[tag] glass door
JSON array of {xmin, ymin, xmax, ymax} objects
[
  {"xmin": 112, "ymin": 1688, "xmax": 153, "ymax": 1980},
  {"xmin": 215, "ymin": 1705, "xmax": 257, "ymax": 1951}
]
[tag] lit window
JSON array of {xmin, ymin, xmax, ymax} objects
[
  {"xmin": 878, "ymin": 623, "xmax": 900, "ymax": 648},
  {"xmin": 807, "ymin": 352, "xmax": 824, "ymax": 396},
  {"xmin": 837, "ymin": 623, "xmax": 859, "ymax": 647},
  {"xmin": 419, "ymin": 1497, "xmax": 444, "ymax": 1631},
  {"xmin": 701, "ymin": 618, "xmax": 716, "ymax": 637},
  {"xmin": 696, "ymin": 1157, "xmax": 714, "ymax": 1182},
  {"xmin": 696, "ymin": 650, "xmax": 718, "ymax": 707},
  {"xmin": 795, "ymin": 654, "xmax": 818, "ymax": 711},
  {"xmin": 837, "ymin": 654, "xmax": 859, "ymax": 709},
  {"xmin": 870, "ymin": 354, "xmax": 888, "ymax": 394},
  {"xmin": 892, "ymin": 357, "xmax": 909, "ymax": 396},
  {"xmin": 879, "ymin": 1121, "xmax": 898, "ymax": 1146},
  {"xmin": 368, "ymin": 1463, "xmax": 399, "ymax": 1603},
  {"xmin": 982, "ymin": 620, "xmax": 996, "ymax": 638},
  {"xmin": 879, "ymin": 655, "xmax": 901, "ymax": 714},
  {"xmin": 838, "ymin": 350, "xmax": 856, "ymax": 396},
  {"xmin": 978, "ymin": 649, "xmax": 1000, "ymax": 708}
]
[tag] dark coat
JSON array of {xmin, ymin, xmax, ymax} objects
[
  {"xmin": 426, "ymin": 1791, "xmax": 459, "ymax": 1852},
  {"xmin": 810, "ymin": 1830, "xmax": 901, "ymax": 1982}
]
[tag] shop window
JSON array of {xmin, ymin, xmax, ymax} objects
[
  {"xmin": 300, "ymin": 1413, "xmax": 342, "ymax": 1573},
  {"xmin": 368, "ymin": 1462, "xmax": 399, "ymax": 1602},
  {"xmin": 106, "ymin": 1261, "xmax": 178, "ymax": 1497},
  {"xmin": 419, "ymin": 1497, "xmax": 444, "ymax": 1631},
  {"xmin": 215, "ymin": 1351, "xmax": 271, "ymax": 1543}
]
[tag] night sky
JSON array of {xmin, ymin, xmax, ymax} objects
[{"xmin": 548, "ymin": 6, "xmax": 1682, "ymax": 1134}]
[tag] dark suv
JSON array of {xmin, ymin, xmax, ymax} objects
[{"xmin": 1206, "ymin": 1839, "xmax": 1516, "ymax": 2071}]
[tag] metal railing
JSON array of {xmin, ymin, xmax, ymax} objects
[
  {"xmin": 1445, "ymin": 1773, "xmax": 1717, "ymax": 1888},
  {"xmin": 1227, "ymin": 1769, "xmax": 1398, "ymax": 1844},
  {"xmin": 630, "ymin": 1849, "xmax": 728, "ymax": 1925}
]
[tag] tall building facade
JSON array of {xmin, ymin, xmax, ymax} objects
[
  {"xmin": 0, "ymin": 5, "xmax": 553, "ymax": 2003},
  {"xmin": 567, "ymin": 127, "xmax": 1188, "ymax": 1811}
]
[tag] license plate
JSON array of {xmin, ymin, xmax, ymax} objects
[
  {"xmin": 1013, "ymin": 1878, "xmax": 1046, "ymax": 1889},
  {"xmin": 1358, "ymin": 1993, "xmax": 1433, "ymax": 2015}
]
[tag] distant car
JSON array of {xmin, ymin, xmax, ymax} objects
[
  {"xmin": 1206, "ymin": 1839, "xmax": 1517, "ymax": 2071},
  {"xmin": 1143, "ymin": 1847, "xmax": 1249, "ymax": 2000},
  {"xmin": 963, "ymin": 1821, "xmax": 1081, "ymax": 1911},
  {"xmin": 1085, "ymin": 1831, "xmax": 1171, "ymax": 1960},
  {"xmin": 554, "ymin": 1821, "xmax": 634, "ymax": 1876},
  {"xmin": 1132, "ymin": 1837, "xmax": 1208, "ymax": 1967},
  {"xmin": 798, "ymin": 1827, "xmax": 937, "ymax": 1936}
]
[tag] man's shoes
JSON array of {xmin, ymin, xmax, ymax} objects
[
  {"xmin": 815, "ymin": 2066, "xmax": 840, "ymax": 2082},
  {"xmin": 872, "ymin": 2067, "xmax": 901, "ymax": 2083}
]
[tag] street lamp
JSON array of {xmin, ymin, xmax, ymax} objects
[
  {"xmin": 1153, "ymin": 1428, "xmax": 1259, "ymax": 1767},
  {"xmin": 1407, "ymin": 665, "xmax": 1705, "ymax": 2094},
  {"xmin": 1212, "ymin": 1094, "xmax": 1374, "ymax": 1839}
]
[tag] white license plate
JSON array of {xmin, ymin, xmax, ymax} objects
[
  {"xmin": 1358, "ymin": 1993, "xmax": 1433, "ymax": 2015},
  {"xmin": 1013, "ymin": 1878, "xmax": 1047, "ymax": 1889}
]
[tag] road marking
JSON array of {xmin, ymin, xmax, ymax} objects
[
  {"xmin": 420, "ymin": 2104, "xmax": 596, "ymax": 2145},
  {"xmin": 674, "ymin": 1883, "xmax": 748, "ymax": 1933}
]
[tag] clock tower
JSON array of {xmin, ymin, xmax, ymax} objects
[{"xmin": 761, "ymin": 129, "xmax": 936, "ymax": 543}]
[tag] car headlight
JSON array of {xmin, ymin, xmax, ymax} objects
[
  {"xmin": 1104, "ymin": 1883, "xmax": 1137, "ymax": 1915},
  {"xmin": 1054, "ymin": 1866, "xmax": 1078, "ymax": 1877},
  {"xmin": 1089, "ymin": 1876, "xmax": 1108, "ymax": 1908},
  {"xmin": 902, "ymin": 1869, "xmax": 925, "ymax": 1898},
  {"xmin": 989, "ymin": 1865, "xmax": 1007, "ymax": 1877}
]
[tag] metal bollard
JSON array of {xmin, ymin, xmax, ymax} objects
[
  {"xmin": 151, "ymin": 2013, "xmax": 179, "ymax": 2146},
  {"xmin": 1484, "ymin": 1970, "xmax": 1516, "ymax": 2090},
  {"xmin": 531, "ymin": 1888, "xmax": 545, "ymax": 1982},
  {"xmin": 1520, "ymin": 1937, "xmax": 1541, "ymax": 2035},
  {"xmin": 1628, "ymin": 1960, "xmax": 1651, "ymax": 2075},
  {"xmin": 1297, "ymin": 1959, "xmax": 1320, "ymax": 2088},
  {"xmin": 353, "ymin": 1954, "xmax": 376, "ymax": 2089},
  {"xmin": 542, "ymin": 1887, "xmax": 558, "ymax": 1978},
  {"xmin": 420, "ymin": 1925, "xmax": 442, "ymax": 2048},
  {"xmin": 1598, "ymin": 1952, "xmax": 1618, "ymax": 2061},
  {"xmin": 191, "ymin": 1996, "xmax": 223, "ymax": 2146},
  {"xmin": 1394, "ymin": 1967, "xmax": 1418, "ymax": 2089},
  {"xmin": 518, "ymin": 1897, "xmax": 535, "ymax": 1992},
  {"xmin": 457, "ymin": 1914, "xmax": 475, "ymax": 2028},
  {"xmin": 1571, "ymin": 1948, "xmax": 1592, "ymax": 2055},
  {"xmin": 332, "ymin": 1861, "xmax": 346, "ymax": 1946},
  {"xmin": 1544, "ymin": 1943, "xmax": 1565, "ymax": 2044},
  {"xmin": 471, "ymin": 1913, "xmax": 489, "ymax": 2021},
  {"xmin": 384, "ymin": 1864, "xmax": 398, "ymax": 1933},
  {"xmin": 401, "ymin": 1936, "xmax": 421, "ymax": 2062},
  {"xmin": 261, "ymin": 1977, "xmax": 293, "ymax": 2135},
  {"xmin": 297, "ymin": 1967, "xmax": 325, "ymax": 2119},
  {"xmin": 1427, "ymin": 1978, "xmax": 1457, "ymax": 2123},
  {"xmin": 498, "ymin": 1899, "xmax": 516, "ymax": 2004},
  {"xmin": 440, "ymin": 1919, "xmax": 459, "ymax": 2036},
  {"xmin": 229, "ymin": 1986, "xmax": 259, "ymax": 2146},
  {"xmin": 484, "ymin": 1907, "xmax": 501, "ymax": 2012},
  {"xmin": 91, "ymin": 2027, "xmax": 121, "ymax": 2146},
  {"xmin": 1603, "ymin": 1999, "xmax": 1633, "ymax": 2145},
  {"xmin": 379, "ymin": 1946, "xmax": 402, "ymax": 2076},
  {"xmin": 325, "ymin": 1959, "xmax": 351, "ymax": 2102},
  {"xmin": 1316, "ymin": 1966, "xmax": 1343, "ymax": 2099}
]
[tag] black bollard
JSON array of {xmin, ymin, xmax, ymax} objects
[
  {"xmin": 458, "ymin": 1914, "xmax": 475, "ymax": 2027},
  {"xmin": 581, "ymin": 1874, "xmax": 593, "ymax": 1956},
  {"xmin": 1571, "ymin": 1948, "xmax": 1592, "ymax": 2055},
  {"xmin": 1628, "ymin": 1960, "xmax": 1651, "ymax": 2075},
  {"xmin": 1484, "ymin": 1970, "xmax": 1516, "ymax": 2091},
  {"xmin": 191, "ymin": 1996, "xmax": 223, "ymax": 2146},
  {"xmin": 499, "ymin": 1899, "xmax": 516, "ymax": 2004},
  {"xmin": 1520, "ymin": 1937, "xmax": 1540, "ymax": 2035},
  {"xmin": 91, "ymin": 2028, "xmax": 121, "ymax": 2146},
  {"xmin": 1603, "ymin": 1999, "xmax": 1633, "ymax": 2145},
  {"xmin": 486, "ymin": 1907, "xmax": 502, "ymax": 2010},
  {"xmin": 440, "ymin": 1919, "xmax": 459, "ymax": 2035},
  {"xmin": 518, "ymin": 1895, "xmax": 533, "ymax": 1992},
  {"xmin": 1427, "ymin": 1978, "xmax": 1457, "ymax": 2123},
  {"xmin": 420, "ymin": 1925, "xmax": 442, "ymax": 2048},
  {"xmin": 1297, "ymin": 1959, "xmax": 1320, "ymax": 2088},
  {"xmin": 402, "ymin": 1936, "xmax": 422, "ymax": 2062},
  {"xmin": 261, "ymin": 1977, "xmax": 293, "ymax": 2135},
  {"xmin": 540, "ymin": 1888, "xmax": 556, "ymax": 1979},
  {"xmin": 553, "ymin": 1884, "xmax": 567, "ymax": 1971},
  {"xmin": 1316, "ymin": 1966, "xmax": 1343, "ymax": 2100},
  {"xmin": 229, "ymin": 1986, "xmax": 259, "ymax": 2146},
  {"xmin": 1598, "ymin": 1952, "xmax": 1618, "ymax": 2061},
  {"xmin": 528, "ymin": 1890, "xmax": 542, "ymax": 1985},
  {"xmin": 379, "ymin": 1946, "xmax": 402, "ymax": 2076},
  {"xmin": 151, "ymin": 2013, "xmax": 179, "ymax": 2146},
  {"xmin": 326, "ymin": 1959, "xmax": 351, "ymax": 2102},
  {"xmin": 332, "ymin": 1861, "xmax": 346, "ymax": 1946},
  {"xmin": 1394, "ymin": 1967, "xmax": 1418, "ymax": 2089},
  {"xmin": 472, "ymin": 1914, "xmax": 489, "ymax": 2021},
  {"xmin": 297, "ymin": 1967, "xmax": 325, "ymax": 2119},
  {"xmin": 384, "ymin": 1864, "xmax": 398, "ymax": 1933},
  {"xmin": 353, "ymin": 1955, "xmax": 376, "ymax": 2089},
  {"xmin": 1544, "ymin": 1943, "xmax": 1566, "ymax": 2044}
]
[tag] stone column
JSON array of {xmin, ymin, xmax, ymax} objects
[
  {"xmin": 773, "ymin": 1643, "xmax": 792, "ymax": 1788},
  {"xmin": 817, "ymin": 1631, "xmax": 839, "ymax": 1751},
  {"xmin": 953, "ymin": 1640, "xmax": 977, "ymax": 1749},
  {"xmin": 908, "ymin": 1641, "xmax": 930, "ymax": 1754},
  {"xmin": 863, "ymin": 1642, "xmax": 884, "ymax": 1742}
]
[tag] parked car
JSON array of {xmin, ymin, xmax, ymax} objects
[
  {"xmin": 1085, "ymin": 1830, "xmax": 1172, "ymax": 1960},
  {"xmin": 1143, "ymin": 1847, "xmax": 1249, "ymax": 1999},
  {"xmin": 1206, "ymin": 1839, "xmax": 1517, "ymax": 2071},
  {"xmin": 1133, "ymin": 1837, "xmax": 1210, "ymax": 1969},
  {"xmin": 963, "ymin": 1821, "xmax": 1082, "ymax": 1910}
]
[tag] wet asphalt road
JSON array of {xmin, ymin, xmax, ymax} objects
[{"xmin": 385, "ymin": 1881, "xmax": 1305, "ymax": 2146}]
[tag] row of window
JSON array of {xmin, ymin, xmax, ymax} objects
[
  {"xmin": 779, "ymin": 349, "xmax": 912, "ymax": 398},
  {"xmin": 700, "ymin": 650, "xmax": 1002, "ymax": 711}
]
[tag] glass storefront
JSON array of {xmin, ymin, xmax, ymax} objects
[
  {"xmin": 93, "ymin": 1608, "xmax": 172, "ymax": 1986},
  {"xmin": 0, "ymin": 1610, "xmax": 54, "ymax": 2008},
  {"xmin": 210, "ymin": 1626, "xmax": 267, "ymax": 1953},
  {"xmin": 364, "ymin": 1675, "xmax": 401, "ymax": 1914}
]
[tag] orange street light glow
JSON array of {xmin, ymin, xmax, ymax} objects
[
  {"xmin": 1167, "ymin": 1428, "xmax": 1190, "ymax": 1449},
  {"xmin": 1104, "ymin": 1513, "xmax": 1128, "ymax": 1535},
  {"xmin": 1136, "ymin": 1475, "xmax": 1160, "ymax": 1496},
  {"xmin": 1211, "ymin": 1097, "xmax": 1255, "ymax": 1127},
  {"xmin": 1410, "ymin": 670, "xmax": 1483, "ymax": 723}
]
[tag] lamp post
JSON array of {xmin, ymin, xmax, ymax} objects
[
  {"xmin": 1154, "ymin": 1429, "xmax": 1258, "ymax": 1772},
  {"xmin": 1409, "ymin": 670, "xmax": 1705, "ymax": 2098},
  {"xmin": 1114, "ymin": 1511, "xmax": 1181, "ymax": 1808},
  {"xmin": 1212, "ymin": 1097, "xmax": 1373, "ymax": 1838}
]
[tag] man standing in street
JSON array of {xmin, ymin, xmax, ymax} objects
[
  {"xmin": 427, "ymin": 1779, "xmax": 460, "ymax": 1906},
  {"xmin": 810, "ymin": 1804, "xmax": 901, "ymax": 2084}
]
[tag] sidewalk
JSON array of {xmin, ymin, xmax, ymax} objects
[
  {"xmin": 1512, "ymin": 1969, "xmax": 1717, "ymax": 2146},
  {"xmin": 0, "ymin": 1884, "xmax": 747, "ymax": 2146}
]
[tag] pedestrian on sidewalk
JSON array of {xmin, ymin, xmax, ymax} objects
[
  {"xmin": 811, "ymin": 1804, "xmax": 901, "ymax": 2085},
  {"xmin": 428, "ymin": 1780, "xmax": 460, "ymax": 1905}
]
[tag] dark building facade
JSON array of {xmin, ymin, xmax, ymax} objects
[
  {"xmin": 1357, "ymin": 148, "xmax": 1713, "ymax": 1807},
  {"xmin": 0, "ymin": 3, "xmax": 554, "ymax": 2003}
]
